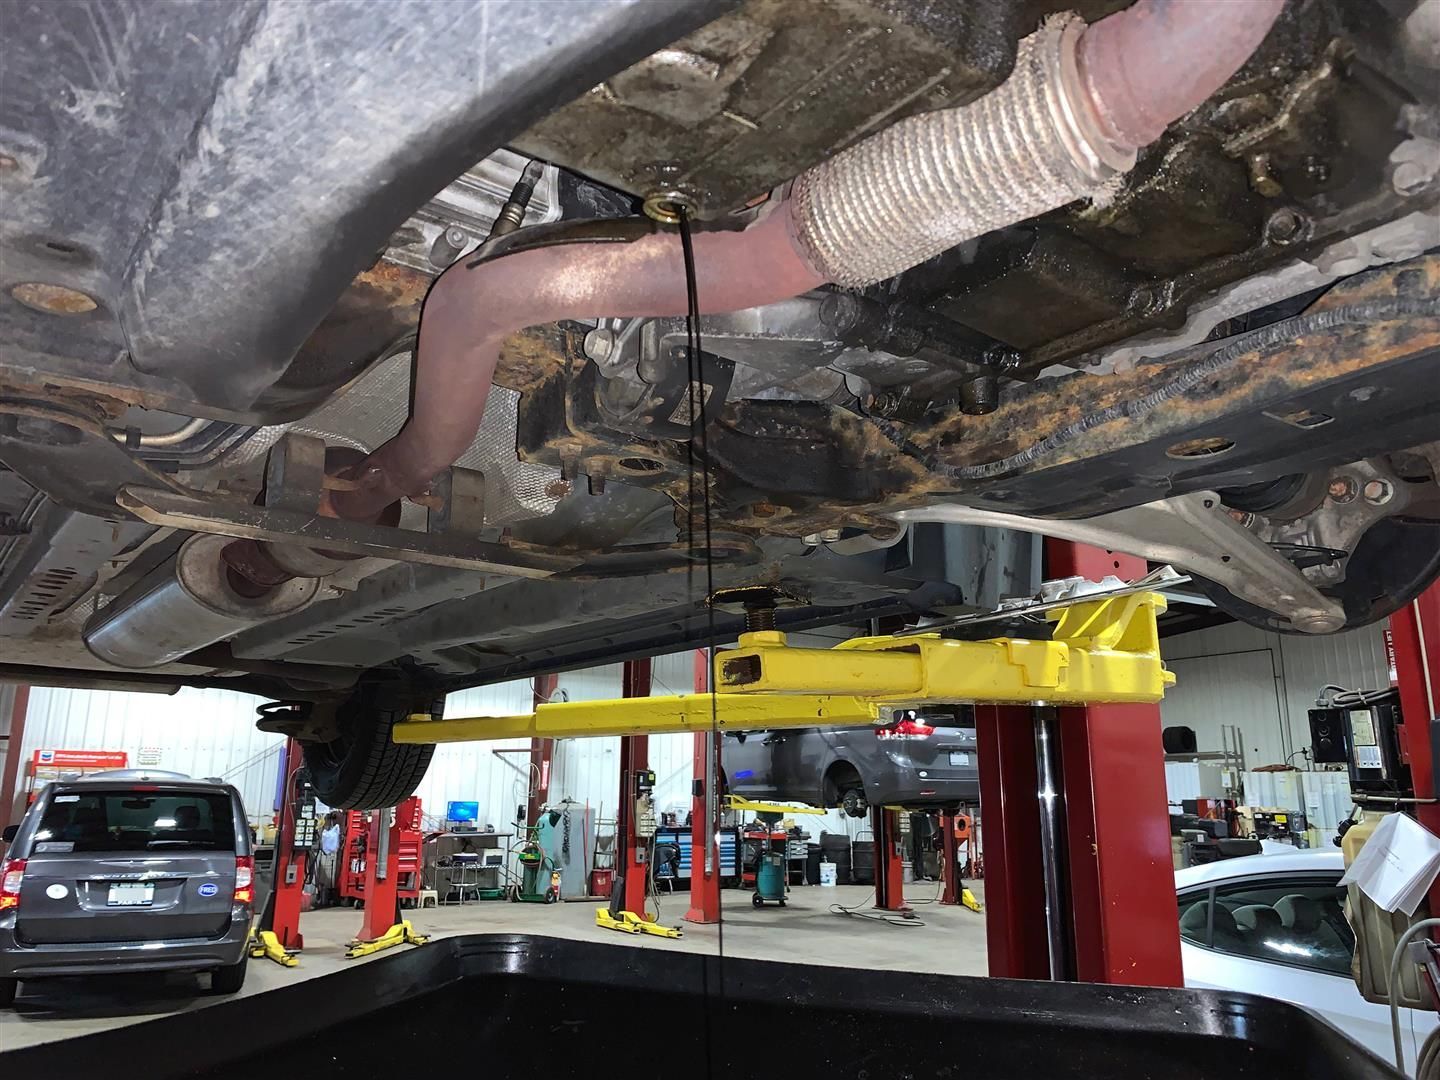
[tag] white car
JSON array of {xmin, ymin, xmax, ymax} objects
[{"xmin": 1178, "ymin": 849, "xmax": 1437, "ymax": 1073}]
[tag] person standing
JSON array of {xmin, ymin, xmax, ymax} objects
[{"xmin": 313, "ymin": 813, "xmax": 342, "ymax": 906}]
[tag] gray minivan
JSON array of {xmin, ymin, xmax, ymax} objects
[
  {"xmin": 0, "ymin": 771, "xmax": 253, "ymax": 1005},
  {"xmin": 724, "ymin": 708, "xmax": 979, "ymax": 818}
]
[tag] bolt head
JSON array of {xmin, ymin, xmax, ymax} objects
[
  {"xmin": 1393, "ymin": 160, "xmax": 1431, "ymax": 195},
  {"xmin": 1327, "ymin": 476, "xmax": 1357, "ymax": 503},
  {"xmin": 583, "ymin": 328, "xmax": 614, "ymax": 362},
  {"xmin": 1293, "ymin": 612, "xmax": 1345, "ymax": 634},
  {"xmin": 1362, "ymin": 478, "xmax": 1394, "ymax": 505}
]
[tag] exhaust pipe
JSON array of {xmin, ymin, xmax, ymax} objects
[
  {"xmin": 330, "ymin": 0, "xmax": 1282, "ymax": 522},
  {"xmin": 84, "ymin": 534, "xmax": 320, "ymax": 669}
]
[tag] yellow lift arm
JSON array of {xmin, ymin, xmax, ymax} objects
[
  {"xmin": 393, "ymin": 591, "xmax": 1173, "ymax": 745},
  {"xmin": 725, "ymin": 794, "xmax": 827, "ymax": 816}
]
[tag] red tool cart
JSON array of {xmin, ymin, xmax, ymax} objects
[{"xmin": 338, "ymin": 799, "xmax": 425, "ymax": 908}]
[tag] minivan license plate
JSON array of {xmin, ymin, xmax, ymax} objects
[
  {"xmin": 949, "ymin": 752, "xmax": 970, "ymax": 766},
  {"xmin": 107, "ymin": 883, "xmax": 154, "ymax": 906}
]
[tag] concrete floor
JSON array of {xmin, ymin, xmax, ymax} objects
[{"xmin": 1, "ymin": 881, "xmax": 988, "ymax": 1051}]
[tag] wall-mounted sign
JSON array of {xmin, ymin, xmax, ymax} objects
[{"xmin": 33, "ymin": 749, "xmax": 129, "ymax": 769}]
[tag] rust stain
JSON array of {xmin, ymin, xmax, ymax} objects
[
  {"xmin": 917, "ymin": 256, "xmax": 1440, "ymax": 477},
  {"xmin": 496, "ymin": 324, "xmax": 572, "ymax": 392},
  {"xmin": 10, "ymin": 282, "xmax": 98, "ymax": 315}
]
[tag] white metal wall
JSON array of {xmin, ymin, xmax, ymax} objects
[
  {"xmin": 419, "ymin": 680, "xmax": 536, "ymax": 831},
  {"xmin": 1162, "ymin": 650, "xmax": 1287, "ymax": 769},
  {"xmin": 544, "ymin": 652, "xmax": 706, "ymax": 822},
  {"xmin": 1160, "ymin": 618, "xmax": 1391, "ymax": 766},
  {"xmin": 16, "ymin": 686, "xmax": 286, "ymax": 824}
]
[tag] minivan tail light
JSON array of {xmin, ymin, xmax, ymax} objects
[
  {"xmin": 0, "ymin": 857, "xmax": 25, "ymax": 910},
  {"xmin": 234, "ymin": 855, "xmax": 254, "ymax": 904},
  {"xmin": 877, "ymin": 718, "xmax": 936, "ymax": 739}
]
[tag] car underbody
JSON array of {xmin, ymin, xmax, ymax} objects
[{"xmin": 0, "ymin": 0, "xmax": 1437, "ymax": 802}]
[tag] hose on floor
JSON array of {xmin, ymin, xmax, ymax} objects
[{"xmin": 829, "ymin": 890, "xmax": 927, "ymax": 928}]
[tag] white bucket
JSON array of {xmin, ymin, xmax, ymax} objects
[{"xmin": 819, "ymin": 861, "xmax": 837, "ymax": 887}]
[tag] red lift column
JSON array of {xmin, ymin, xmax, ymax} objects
[
  {"xmin": 0, "ymin": 685, "xmax": 30, "ymax": 850},
  {"xmin": 872, "ymin": 806, "xmax": 908, "ymax": 912},
  {"xmin": 975, "ymin": 541, "xmax": 1182, "ymax": 986},
  {"xmin": 939, "ymin": 811, "xmax": 963, "ymax": 906},
  {"xmin": 1393, "ymin": 582, "xmax": 1440, "ymax": 909},
  {"xmin": 685, "ymin": 648, "xmax": 722, "ymax": 924},
  {"xmin": 1049, "ymin": 540, "xmax": 1183, "ymax": 986},
  {"xmin": 355, "ymin": 803, "xmax": 404, "ymax": 943},
  {"xmin": 266, "ymin": 737, "xmax": 309, "ymax": 951},
  {"xmin": 618, "ymin": 658, "xmax": 653, "ymax": 916},
  {"xmin": 977, "ymin": 704, "xmax": 1050, "ymax": 978},
  {"xmin": 527, "ymin": 674, "xmax": 560, "ymax": 825}
]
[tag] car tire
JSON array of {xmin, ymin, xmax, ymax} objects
[
  {"xmin": 842, "ymin": 788, "xmax": 869, "ymax": 819},
  {"xmin": 303, "ymin": 682, "xmax": 438, "ymax": 810},
  {"xmin": 211, "ymin": 958, "xmax": 248, "ymax": 995},
  {"xmin": 0, "ymin": 977, "xmax": 16, "ymax": 1007}
]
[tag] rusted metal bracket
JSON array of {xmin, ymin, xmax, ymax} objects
[{"xmin": 116, "ymin": 485, "xmax": 580, "ymax": 577}]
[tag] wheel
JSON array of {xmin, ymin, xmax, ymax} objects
[
  {"xmin": 779, "ymin": 899, "xmax": 786, "ymax": 907},
  {"xmin": 303, "ymin": 682, "xmax": 439, "ymax": 809},
  {"xmin": 510, "ymin": 885, "xmax": 520, "ymax": 902},
  {"xmin": 841, "ymin": 788, "xmax": 869, "ymax": 819},
  {"xmin": 544, "ymin": 889, "xmax": 556, "ymax": 904},
  {"xmin": 211, "ymin": 957, "xmax": 248, "ymax": 995},
  {"xmin": 0, "ymin": 977, "xmax": 16, "ymax": 1007},
  {"xmin": 752, "ymin": 891, "xmax": 764, "ymax": 908}
]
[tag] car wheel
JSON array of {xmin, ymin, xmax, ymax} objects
[
  {"xmin": 0, "ymin": 977, "xmax": 16, "ymax": 1007},
  {"xmin": 211, "ymin": 958, "xmax": 248, "ymax": 995},
  {"xmin": 842, "ymin": 788, "xmax": 869, "ymax": 819},
  {"xmin": 303, "ymin": 682, "xmax": 438, "ymax": 809}
]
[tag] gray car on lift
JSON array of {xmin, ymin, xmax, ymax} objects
[
  {"xmin": 0, "ymin": 771, "xmax": 254, "ymax": 1006},
  {"xmin": 723, "ymin": 707, "xmax": 979, "ymax": 818}
]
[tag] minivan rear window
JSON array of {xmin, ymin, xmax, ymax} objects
[{"xmin": 33, "ymin": 789, "xmax": 235, "ymax": 853}]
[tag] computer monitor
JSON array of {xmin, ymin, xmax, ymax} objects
[{"xmin": 447, "ymin": 800, "xmax": 480, "ymax": 824}]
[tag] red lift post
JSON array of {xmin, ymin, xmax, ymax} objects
[
  {"xmin": 685, "ymin": 648, "xmax": 722, "ymax": 924},
  {"xmin": 346, "ymin": 796, "xmax": 429, "ymax": 957},
  {"xmin": 0, "ymin": 685, "xmax": 30, "ymax": 850},
  {"xmin": 872, "ymin": 806, "xmax": 908, "ymax": 912},
  {"xmin": 939, "ymin": 811, "xmax": 973, "ymax": 906},
  {"xmin": 618, "ymin": 658, "xmax": 653, "ymax": 916},
  {"xmin": 266, "ymin": 736, "xmax": 309, "ymax": 951},
  {"xmin": 1392, "ymin": 582, "xmax": 1440, "ymax": 911},
  {"xmin": 354, "ymin": 802, "xmax": 404, "ymax": 944},
  {"xmin": 527, "ymin": 674, "xmax": 560, "ymax": 825},
  {"xmin": 978, "ymin": 541, "xmax": 1183, "ymax": 986}
]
